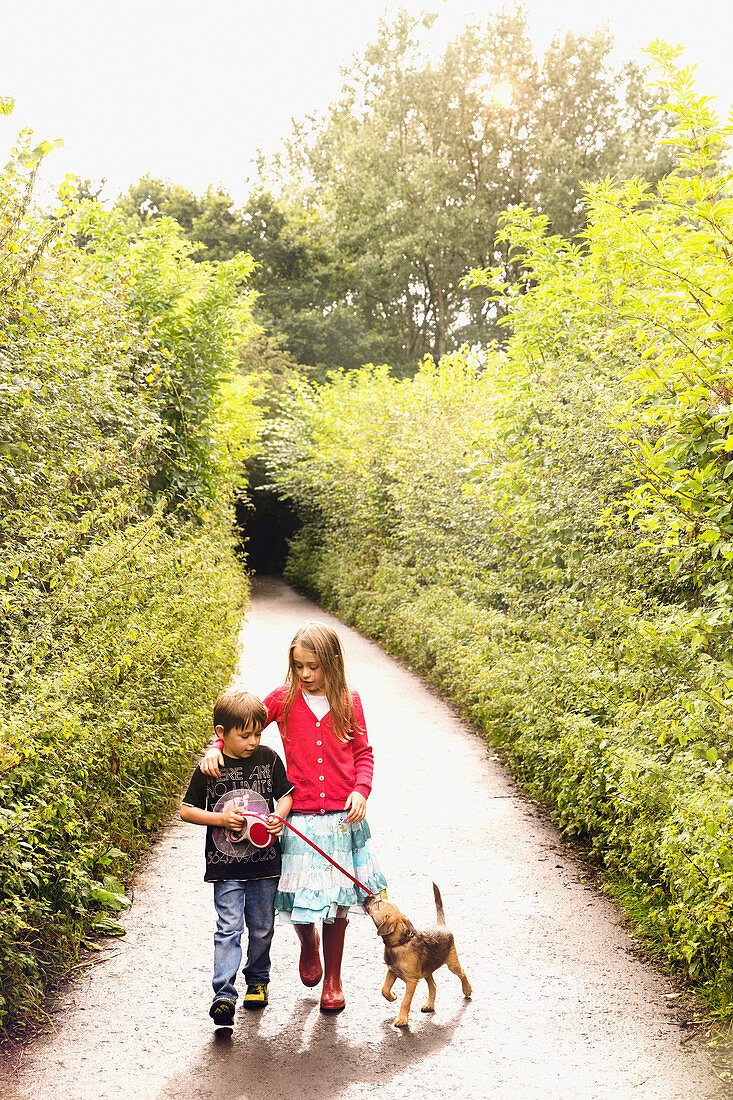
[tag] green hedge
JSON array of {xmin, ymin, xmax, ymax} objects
[
  {"xmin": 0, "ymin": 121, "xmax": 256, "ymax": 1030},
  {"xmin": 285, "ymin": 529, "xmax": 733, "ymax": 1003},
  {"xmin": 265, "ymin": 55, "xmax": 733, "ymax": 1010},
  {"xmin": 0, "ymin": 520, "xmax": 247, "ymax": 1028}
]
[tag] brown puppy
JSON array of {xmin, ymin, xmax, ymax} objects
[{"xmin": 364, "ymin": 883, "xmax": 472, "ymax": 1028}]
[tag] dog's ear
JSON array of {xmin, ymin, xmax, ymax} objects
[{"xmin": 376, "ymin": 916, "xmax": 398, "ymax": 936}]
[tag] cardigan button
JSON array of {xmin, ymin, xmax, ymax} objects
[
  {"xmin": 316, "ymin": 721, "xmax": 320, "ymax": 727},
  {"xmin": 319, "ymin": 775, "xmax": 324, "ymax": 781},
  {"xmin": 320, "ymin": 809, "xmax": 325, "ymax": 814},
  {"xmin": 320, "ymin": 793, "xmax": 325, "ymax": 798},
  {"xmin": 317, "ymin": 758, "xmax": 322, "ymax": 763},
  {"xmin": 316, "ymin": 740, "xmax": 322, "ymax": 746}
]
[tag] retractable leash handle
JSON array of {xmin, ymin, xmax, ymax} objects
[
  {"xmin": 228, "ymin": 812, "xmax": 275, "ymax": 849},
  {"xmin": 253, "ymin": 813, "xmax": 376, "ymax": 898}
]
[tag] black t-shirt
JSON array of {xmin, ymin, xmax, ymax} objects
[{"xmin": 182, "ymin": 747, "xmax": 293, "ymax": 882}]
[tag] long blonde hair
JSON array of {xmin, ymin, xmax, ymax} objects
[{"xmin": 282, "ymin": 621, "xmax": 359, "ymax": 743}]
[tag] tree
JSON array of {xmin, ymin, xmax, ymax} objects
[
  {"xmin": 117, "ymin": 175, "xmax": 247, "ymax": 262},
  {"xmin": 116, "ymin": 8, "xmax": 676, "ymax": 379},
  {"xmin": 236, "ymin": 189, "xmax": 388, "ymax": 375},
  {"xmin": 116, "ymin": 181, "xmax": 378, "ymax": 379},
  {"xmin": 270, "ymin": 7, "xmax": 674, "ymax": 371}
]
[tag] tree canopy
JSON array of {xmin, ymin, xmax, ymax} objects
[
  {"xmin": 269, "ymin": 7, "xmax": 675, "ymax": 371},
  {"xmin": 119, "ymin": 6, "xmax": 675, "ymax": 379}
]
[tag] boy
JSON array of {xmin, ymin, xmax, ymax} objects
[{"xmin": 181, "ymin": 689, "xmax": 293, "ymax": 1026}]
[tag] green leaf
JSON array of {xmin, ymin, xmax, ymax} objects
[{"xmin": 90, "ymin": 917, "xmax": 127, "ymax": 936}]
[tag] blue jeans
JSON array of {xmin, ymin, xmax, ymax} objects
[{"xmin": 212, "ymin": 877, "xmax": 278, "ymax": 1003}]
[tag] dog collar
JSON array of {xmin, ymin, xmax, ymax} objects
[{"xmin": 390, "ymin": 931, "xmax": 414, "ymax": 947}]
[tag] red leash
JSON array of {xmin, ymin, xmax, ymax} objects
[{"xmin": 259, "ymin": 814, "xmax": 377, "ymax": 898}]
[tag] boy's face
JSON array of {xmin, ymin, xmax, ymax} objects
[{"xmin": 217, "ymin": 722, "xmax": 262, "ymax": 758}]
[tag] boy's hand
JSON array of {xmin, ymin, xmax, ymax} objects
[
  {"xmin": 344, "ymin": 791, "xmax": 367, "ymax": 824},
  {"xmin": 220, "ymin": 805, "xmax": 246, "ymax": 831},
  {"xmin": 265, "ymin": 814, "xmax": 284, "ymax": 836},
  {"xmin": 200, "ymin": 746, "xmax": 224, "ymax": 778}
]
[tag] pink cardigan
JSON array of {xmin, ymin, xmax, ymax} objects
[{"xmin": 262, "ymin": 685, "xmax": 374, "ymax": 814}]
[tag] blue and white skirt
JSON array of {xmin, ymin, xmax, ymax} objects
[{"xmin": 275, "ymin": 811, "xmax": 388, "ymax": 924}]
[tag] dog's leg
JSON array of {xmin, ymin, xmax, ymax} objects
[
  {"xmin": 393, "ymin": 979, "xmax": 418, "ymax": 1028},
  {"xmin": 421, "ymin": 974, "xmax": 437, "ymax": 1013},
  {"xmin": 446, "ymin": 945, "xmax": 472, "ymax": 998},
  {"xmin": 381, "ymin": 969, "xmax": 397, "ymax": 1003}
]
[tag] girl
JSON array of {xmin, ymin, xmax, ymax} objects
[{"xmin": 201, "ymin": 621, "xmax": 387, "ymax": 1013}]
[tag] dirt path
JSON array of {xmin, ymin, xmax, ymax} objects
[{"xmin": 1, "ymin": 577, "xmax": 729, "ymax": 1099}]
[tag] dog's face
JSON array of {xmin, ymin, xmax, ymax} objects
[{"xmin": 364, "ymin": 896, "xmax": 402, "ymax": 938}]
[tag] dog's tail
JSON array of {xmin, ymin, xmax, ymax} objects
[{"xmin": 433, "ymin": 882, "xmax": 446, "ymax": 925}]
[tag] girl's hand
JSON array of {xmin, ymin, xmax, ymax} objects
[
  {"xmin": 344, "ymin": 791, "xmax": 367, "ymax": 823},
  {"xmin": 266, "ymin": 814, "xmax": 284, "ymax": 836},
  {"xmin": 200, "ymin": 746, "xmax": 224, "ymax": 778}
]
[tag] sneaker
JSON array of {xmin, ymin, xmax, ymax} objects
[
  {"xmin": 209, "ymin": 997, "xmax": 235, "ymax": 1026},
  {"xmin": 243, "ymin": 983, "xmax": 269, "ymax": 1010}
]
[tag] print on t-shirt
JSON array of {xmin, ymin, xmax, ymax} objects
[
  {"xmin": 182, "ymin": 747, "xmax": 293, "ymax": 882},
  {"xmin": 211, "ymin": 788, "xmax": 273, "ymax": 856}
]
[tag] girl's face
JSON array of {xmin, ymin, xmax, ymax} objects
[{"xmin": 292, "ymin": 644, "xmax": 326, "ymax": 695}]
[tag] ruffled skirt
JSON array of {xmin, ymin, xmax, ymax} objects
[{"xmin": 275, "ymin": 811, "xmax": 388, "ymax": 924}]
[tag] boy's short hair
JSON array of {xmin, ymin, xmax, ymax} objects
[{"xmin": 213, "ymin": 689, "xmax": 268, "ymax": 735}]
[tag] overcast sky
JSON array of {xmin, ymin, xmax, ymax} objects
[{"xmin": 1, "ymin": 0, "xmax": 730, "ymax": 204}]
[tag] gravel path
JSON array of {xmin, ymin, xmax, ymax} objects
[{"xmin": 0, "ymin": 577, "xmax": 729, "ymax": 1099}]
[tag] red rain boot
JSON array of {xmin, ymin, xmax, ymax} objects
[
  {"xmin": 294, "ymin": 923, "xmax": 322, "ymax": 987},
  {"xmin": 320, "ymin": 917, "xmax": 348, "ymax": 1013}
]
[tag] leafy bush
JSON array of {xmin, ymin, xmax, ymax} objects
[
  {"xmin": 0, "ymin": 120, "xmax": 256, "ymax": 1030},
  {"xmin": 264, "ymin": 51, "xmax": 733, "ymax": 1011},
  {"xmin": 0, "ymin": 522, "xmax": 246, "ymax": 1026}
]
